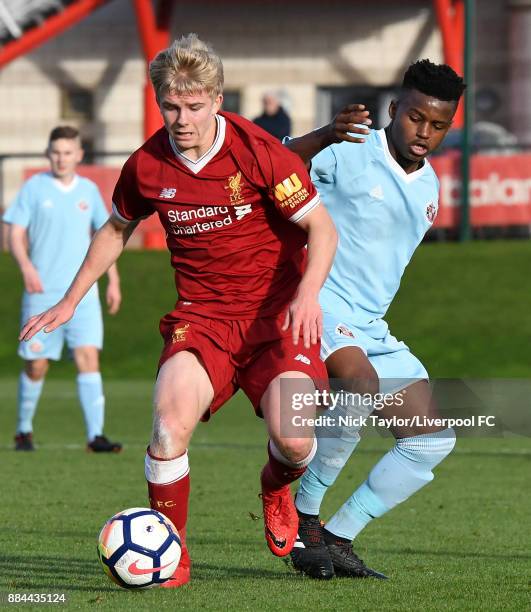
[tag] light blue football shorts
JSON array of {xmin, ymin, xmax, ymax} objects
[
  {"xmin": 321, "ymin": 311, "xmax": 428, "ymax": 394},
  {"xmin": 18, "ymin": 294, "xmax": 103, "ymax": 361}
]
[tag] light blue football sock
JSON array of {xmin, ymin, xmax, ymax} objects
[
  {"xmin": 325, "ymin": 427, "xmax": 456, "ymax": 540},
  {"xmin": 296, "ymin": 433, "xmax": 361, "ymax": 516},
  {"xmin": 295, "ymin": 397, "xmax": 368, "ymax": 516},
  {"xmin": 77, "ymin": 372, "xmax": 105, "ymax": 441},
  {"xmin": 16, "ymin": 371, "xmax": 44, "ymax": 434}
]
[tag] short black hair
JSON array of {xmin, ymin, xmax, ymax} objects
[
  {"xmin": 402, "ymin": 59, "xmax": 466, "ymax": 103},
  {"xmin": 48, "ymin": 125, "xmax": 80, "ymax": 143}
]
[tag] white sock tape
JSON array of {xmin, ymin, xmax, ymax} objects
[{"xmin": 145, "ymin": 450, "xmax": 189, "ymax": 485}]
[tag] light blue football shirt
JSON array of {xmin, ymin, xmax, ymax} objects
[
  {"xmin": 3, "ymin": 172, "xmax": 109, "ymax": 304},
  {"xmin": 312, "ymin": 128, "xmax": 439, "ymax": 333}
]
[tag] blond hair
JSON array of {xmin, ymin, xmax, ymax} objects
[{"xmin": 149, "ymin": 33, "xmax": 224, "ymax": 101}]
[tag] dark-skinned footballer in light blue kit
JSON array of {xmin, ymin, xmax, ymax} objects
[{"xmin": 285, "ymin": 59, "xmax": 466, "ymax": 579}]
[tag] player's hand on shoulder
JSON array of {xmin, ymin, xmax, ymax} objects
[
  {"xmin": 19, "ymin": 299, "xmax": 75, "ymax": 342},
  {"xmin": 282, "ymin": 289, "xmax": 323, "ymax": 349},
  {"xmin": 22, "ymin": 264, "xmax": 44, "ymax": 293},
  {"xmin": 329, "ymin": 104, "xmax": 372, "ymax": 144}
]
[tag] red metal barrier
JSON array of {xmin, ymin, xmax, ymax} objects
[{"xmin": 432, "ymin": 0, "xmax": 465, "ymax": 128}]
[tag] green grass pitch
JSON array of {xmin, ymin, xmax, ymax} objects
[{"xmin": 0, "ymin": 243, "xmax": 530, "ymax": 610}]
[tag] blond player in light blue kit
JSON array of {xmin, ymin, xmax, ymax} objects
[
  {"xmin": 285, "ymin": 60, "xmax": 466, "ymax": 580},
  {"xmin": 4, "ymin": 126, "xmax": 122, "ymax": 453}
]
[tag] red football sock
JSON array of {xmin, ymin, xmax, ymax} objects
[
  {"xmin": 148, "ymin": 477, "xmax": 190, "ymax": 545},
  {"xmin": 261, "ymin": 443, "xmax": 307, "ymax": 490},
  {"xmin": 146, "ymin": 448, "xmax": 190, "ymax": 548}
]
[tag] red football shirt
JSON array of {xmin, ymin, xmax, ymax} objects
[{"xmin": 112, "ymin": 111, "xmax": 321, "ymax": 318}]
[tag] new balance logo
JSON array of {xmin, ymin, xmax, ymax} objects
[
  {"xmin": 234, "ymin": 204, "xmax": 252, "ymax": 220},
  {"xmin": 294, "ymin": 354, "xmax": 311, "ymax": 365},
  {"xmin": 159, "ymin": 187, "xmax": 177, "ymax": 199},
  {"xmin": 369, "ymin": 185, "xmax": 384, "ymax": 200}
]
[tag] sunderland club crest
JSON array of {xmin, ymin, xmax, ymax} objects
[{"xmin": 426, "ymin": 202, "xmax": 437, "ymax": 223}]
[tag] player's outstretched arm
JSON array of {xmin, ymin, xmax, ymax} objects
[
  {"xmin": 19, "ymin": 215, "xmax": 137, "ymax": 341},
  {"xmin": 8, "ymin": 224, "xmax": 44, "ymax": 293},
  {"xmin": 282, "ymin": 204, "xmax": 337, "ymax": 348},
  {"xmin": 285, "ymin": 104, "xmax": 372, "ymax": 165}
]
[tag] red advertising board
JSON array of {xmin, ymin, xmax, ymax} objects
[
  {"xmin": 25, "ymin": 152, "xmax": 531, "ymax": 247},
  {"xmin": 24, "ymin": 165, "xmax": 166, "ymax": 248},
  {"xmin": 431, "ymin": 153, "xmax": 531, "ymax": 228}
]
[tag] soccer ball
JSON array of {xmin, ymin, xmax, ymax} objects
[{"xmin": 97, "ymin": 507, "xmax": 181, "ymax": 589}]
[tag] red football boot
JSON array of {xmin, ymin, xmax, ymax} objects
[
  {"xmin": 160, "ymin": 545, "xmax": 190, "ymax": 588},
  {"xmin": 260, "ymin": 470, "xmax": 299, "ymax": 557}
]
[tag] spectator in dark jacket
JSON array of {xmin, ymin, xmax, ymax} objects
[{"xmin": 253, "ymin": 91, "xmax": 291, "ymax": 141}]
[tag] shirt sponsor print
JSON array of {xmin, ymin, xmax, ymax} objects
[
  {"xmin": 165, "ymin": 173, "xmax": 254, "ymax": 236},
  {"xmin": 166, "ymin": 205, "xmax": 237, "ymax": 236},
  {"xmin": 274, "ymin": 173, "xmax": 310, "ymax": 209}
]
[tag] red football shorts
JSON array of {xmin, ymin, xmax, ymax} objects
[{"xmin": 159, "ymin": 309, "xmax": 327, "ymax": 419}]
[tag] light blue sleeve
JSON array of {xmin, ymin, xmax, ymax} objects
[
  {"xmin": 282, "ymin": 135, "xmax": 337, "ymax": 185},
  {"xmin": 2, "ymin": 179, "xmax": 35, "ymax": 228},
  {"xmin": 89, "ymin": 182, "xmax": 110, "ymax": 230},
  {"xmin": 310, "ymin": 146, "xmax": 337, "ymax": 185},
  {"xmin": 432, "ymin": 170, "xmax": 440, "ymax": 194}
]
